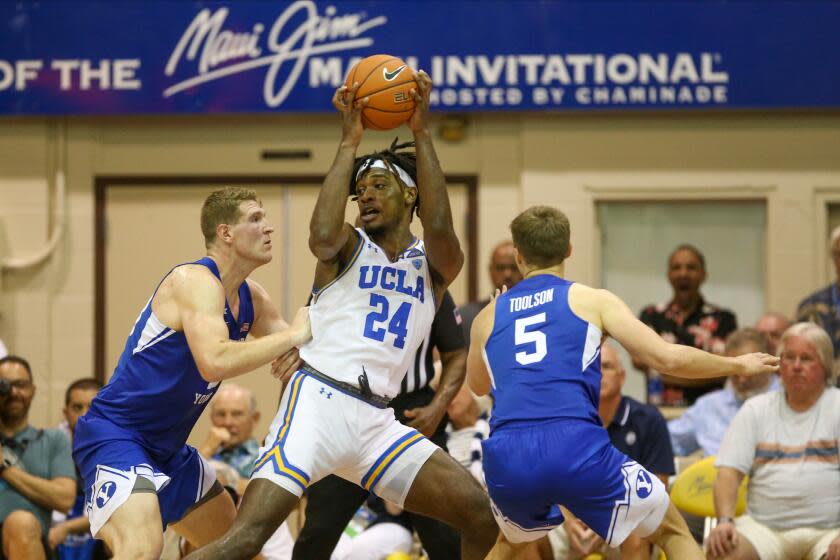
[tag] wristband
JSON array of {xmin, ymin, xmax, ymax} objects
[{"xmin": 717, "ymin": 516, "xmax": 734, "ymax": 525}]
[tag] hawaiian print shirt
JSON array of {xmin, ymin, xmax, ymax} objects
[
  {"xmin": 640, "ymin": 297, "xmax": 737, "ymax": 406},
  {"xmin": 212, "ymin": 438, "xmax": 260, "ymax": 479}
]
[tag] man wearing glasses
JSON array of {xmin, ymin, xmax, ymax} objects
[{"xmin": 0, "ymin": 356, "xmax": 76, "ymax": 560}]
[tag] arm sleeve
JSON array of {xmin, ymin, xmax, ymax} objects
[
  {"xmin": 715, "ymin": 400, "xmax": 758, "ymax": 475},
  {"xmin": 668, "ymin": 406, "xmax": 701, "ymax": 457},
  {"xmin": 641, "ymin": 409, "xmax": 676, "ymax": 476},
  {"xmin": 49, "ymin": 430, "xmax": 77, "ymax": 480},
  {"xmin": 431, "ymin": 290, "xmax": 466, "ymax": 353}
]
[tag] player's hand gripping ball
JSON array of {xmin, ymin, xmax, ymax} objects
[{"xmin": 345, "ymin": 54, "xmax": 417, "ymax": 130}]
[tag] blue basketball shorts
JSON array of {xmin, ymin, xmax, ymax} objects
[
  {"xmin": 73, "ymin": 415, "xmax": 217, "ymax": 536},
  {"xmin": 482, "ymin": 419, "xmax": 669, "ymax": 546}
]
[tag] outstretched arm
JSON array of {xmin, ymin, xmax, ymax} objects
[
  {"xmin": 176, "ymin": 267, "xmax": 310, "ymax": 383},
  {"xmin": 594, "ymin": 288, "xmax": 778, "ymax": 379},
  {"xmin": 407, "ymin": 71, "xmax": 464, "ymax": 289},
  {"xmin": 309, "ymin": 83, "xmax": 365, "ymax": 265}
]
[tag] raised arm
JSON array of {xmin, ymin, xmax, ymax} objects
[
  {"xmin": 309, "ymin": 83, "xmax": 365, "ymax": 265},
  {"xmin": 590, "ymin": 287, "xmax": 778, "ymax": 379},
  {"xmin": 407, "ymin": 71, "xmax": 464, "ymax": 289},
  {"xmin": 174, "ymin": 266, "xmax": 310, "ymax": 383}
]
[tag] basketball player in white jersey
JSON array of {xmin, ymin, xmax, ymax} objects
[{"xmin": 187, "ymin": 71, "xmax": 499, "ymax": 560}]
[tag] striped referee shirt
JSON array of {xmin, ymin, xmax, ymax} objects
[{"xmin": 399, "ymin": 290, "xmax": 466, "ymax": 394}]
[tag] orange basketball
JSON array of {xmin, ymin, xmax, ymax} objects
[{"xmin": 345, "ymin": 54, "xmax": 416, "ymax": 131}]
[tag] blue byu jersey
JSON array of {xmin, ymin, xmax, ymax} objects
[
  {"xmin": 484, "ymin": 275, "xmax": 603, "ymax": 432},
  {"xmin": 85, "ymin": 257, "xmax": 254, "ymax": 459}
]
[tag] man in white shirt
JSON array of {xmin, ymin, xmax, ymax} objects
[{"xmin": 709, "ymin": 322, "xmax": 840, "ymax": 560}]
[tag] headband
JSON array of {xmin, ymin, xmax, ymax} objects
[{"xmin": 355, "ymin": 159, "xmax": 416, "ymax": 188}]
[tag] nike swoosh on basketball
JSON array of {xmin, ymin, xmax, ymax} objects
[{"xmin": 383, "ymin": 65, "xmax": 407, "ymax": 81}]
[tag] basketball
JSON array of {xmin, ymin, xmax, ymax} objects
[{"xmin": 345, "ymin": 54, "xmax": 417, "ymax": 131}]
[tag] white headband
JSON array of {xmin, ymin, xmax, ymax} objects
[{"xmin": 355, "ymin": 159, "xmax": 416, "ymax": 188}]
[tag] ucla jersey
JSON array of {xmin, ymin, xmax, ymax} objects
[
  {"xmin": 484, "ymin": 275, "xmax": 602, "ymax": 432},
  {"xmin": 300, "ymin": 228, "xmax": 436, "ymax": 398},
  {"xmin": 85, "ymin": 257, "xmax": 254, "ymax": 459}
]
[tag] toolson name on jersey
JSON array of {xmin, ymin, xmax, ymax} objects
[
  {"xmin": 358, "ymin": 265, "xmax": 426, "ymax": 303},
  {"xmin": 509, "ymin": 287, "xmax": 555, "ymax": 312}
]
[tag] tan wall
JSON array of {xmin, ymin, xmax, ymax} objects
[{"xmin": 2, "ymin": 111, "xmax": 840, "ymax": 439}]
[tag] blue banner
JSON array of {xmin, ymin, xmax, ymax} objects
[{"xmin": 1, "ymin": 1, "xmax": 838, "ymax": 115}]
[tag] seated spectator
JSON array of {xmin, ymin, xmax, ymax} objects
[
  {"xmin": 444, "ymin": 385, "xmax": 490, "ymax": 484},
  {"xmin": 459, "ymin": 240, "xmax": 522, "ymax": 344},
  {"xmin": 330, "ymin": 497, "xmax": 414, "ymax": 560},
  {"xmin": 637, "ymin": 244, "xmax": 738, "ymax": 405},
  {"xmin": 669, "ymin": 328, "xmax": 779, "ymax": 457},
  {"xmin": 196, "ymin": 383, "xmax": 293, "ymax": 560},
  {"xmin": 49, "ymin": 377, "xmax": 104, "ymax": 559},
  {"xmin": 708, "ymin": 322, "xmax": 840, "ymax": 560},
  {"xmin": 754, "ymin": 312, "xmax": 790, "ymax": 356},
  {"xmin": 797, "ymin": 225, "xmax": 840, "ymax": 358},
  {"xmin": 0, "ymin": 356, "xmax": 76, "ymax": 560},
  {"xmin": 198, "ymin": 383, "xmax": 261, "ymax": 496},
  {"xmin": 543, "ymin": 342, "xmax": 675, "ymax": 560}
]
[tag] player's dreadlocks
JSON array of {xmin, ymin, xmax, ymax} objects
[{"xmin": 350, "ymin": 138, "xmax": 419, "ymax": 215}]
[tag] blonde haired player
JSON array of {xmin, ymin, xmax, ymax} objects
[{"xmin": 468, "ymin": 205, "xmax": 779, "ymax": 560}]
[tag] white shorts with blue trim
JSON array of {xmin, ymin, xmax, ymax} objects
[{"xmin": 251, "ymin": 370, "xmax": 438, "ymax": 506}]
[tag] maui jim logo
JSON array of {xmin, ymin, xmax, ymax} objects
[
  {"xmin": 383, "ymin": 65, "xmax": 406, "ymax": 81},
  {"xmin": 163, "ymin": 1, "xmax": 387, "ymax": 107}
]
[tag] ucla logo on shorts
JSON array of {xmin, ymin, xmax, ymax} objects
[
  {"xmin": 95, "ymin": 481, "xmax": 117, "ymax": 508},
  {"xmin": 635, "ymin": 470, "xmax": 653, "ymax": 499}
]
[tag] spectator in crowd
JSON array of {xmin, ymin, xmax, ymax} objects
[
  {"xmin": 444, "ymin": 384, "xmax": 490, "ymax": 484},
  {"xmin": 669, "ymin": 328, "xmax": 779, "ymax": 457},
  {"xmin": 797, "ymin": 225, "xmax": 840, "ymax": 358},
  {"xmin": 198, "ymin": 383, "xmax": 261, "ymax": 497},
  {"xmin": 754, "ymin": 312, "xmax": 790, "ymax": 357},
  {"xmin": 542, "ymin": 342, "xmax": 675, "ymax": 560},
  {"xmin": 293, "ymin": 290, "xmax": 467, "ymax": 560},
  {"xmin": 708, "ymin": 322, "xmax": 840, "ymax": 560},
  {"xmin": 49, "ymin": 377, "xmax": 104, "ymax": 559},
  {"xmin": 329, "ymin": 497, "xmax": 414, "ymax": 560},
  {"xmin": 197, "ymin": 383, "xmax": 293, "ymax": 560},
  {"xmin": 0, "ymin": 356, "xmax": 76, "ymax": 560},
  {"xmin": 637, "ymin": 244, "xmax": 738, "ymax": 406},
  {"xmin": 459, "ymin": 240, "xmax": 522, "ymax": 344}
]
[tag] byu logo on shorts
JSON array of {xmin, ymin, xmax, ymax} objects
[
  {"xmin": 635, "ymin": 469, "xmax": 653, "ymax": 499},
  {"xmin": 96, "ymin": 481, "xmax": 117, "ymax": 508}
]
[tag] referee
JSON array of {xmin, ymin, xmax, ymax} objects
[{"xmin": 292, "ymin": 290, "xmax": 467, "ymax": 560}]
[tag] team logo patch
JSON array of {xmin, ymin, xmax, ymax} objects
[
  {"xmin": 383, "ymin": 65, "xmax": 407, "ymax": 81},
  {"xmin": 404, "ymin": 248, "xmax": 423, "ymax": 259},
  {"xmin": 95, "ymin": 481, "xmax": 117, "ymax": 508},
  {"xmin": 413, "ymin": 259, "xmax": 422, "ymax": 270},
  {"xmin": 635, "ymin": 470, "xmax": 653, "ymax": 499}
]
